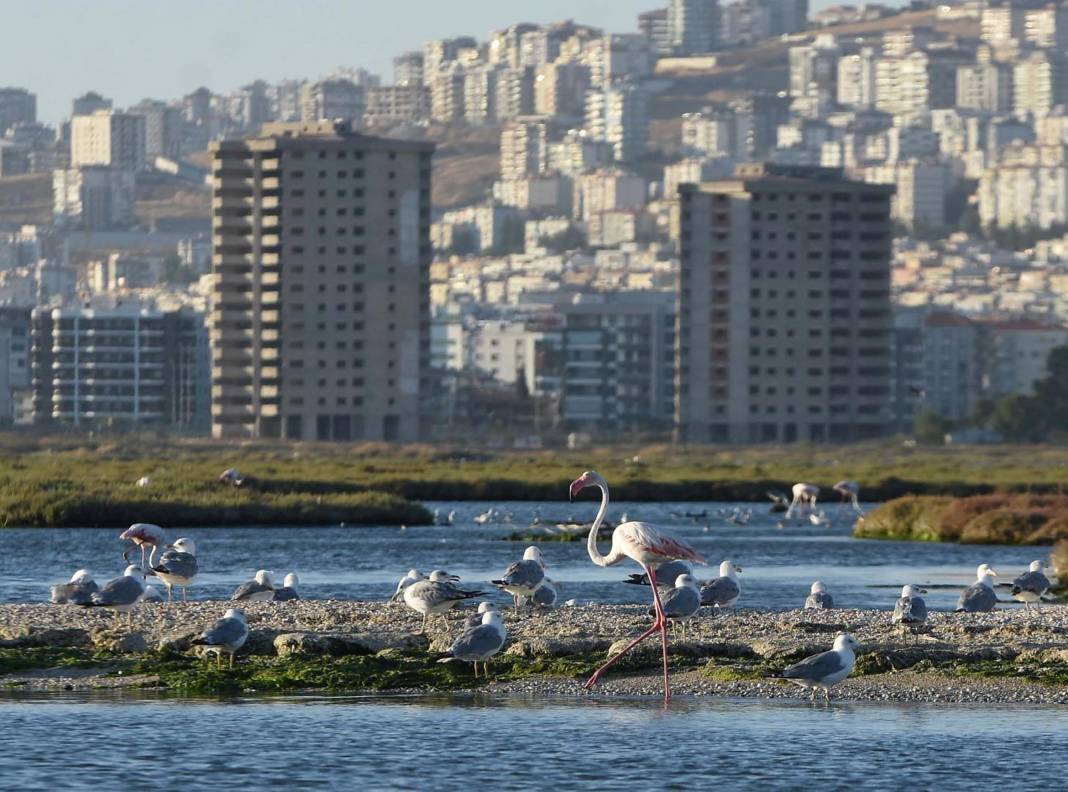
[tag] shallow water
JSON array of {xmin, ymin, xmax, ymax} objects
[
  {"xmin": 0, "ymin": 501, "xmax": 1045, "ymax": 610},
  {"xmin": 1, "ymin": 692, "xmax": 1066, "ymax": 790}
]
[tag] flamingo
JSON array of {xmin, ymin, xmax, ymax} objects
[
  {"xmin": 119, "ymin": 523, "xmax": 166, "ymax": 573},
  {"xmin": 785, "ymin": 483, "xmax": 819, "ymax": 519},
  {"xmin": 832, "ymin": 480, "xmax": 862, "ymax": 515},
  {"xmin": 570, "ymin": 470, "xmax": 705, "ymax": 700}
]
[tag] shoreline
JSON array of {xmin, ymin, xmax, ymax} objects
[{"xmin": 3, "ymin": 601, "xmax": 1067, "ymax": 704}]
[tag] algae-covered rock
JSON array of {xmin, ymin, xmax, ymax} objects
[
  {"xmin": 91, "ymin": 629, "xmax": 148, "ymax": 653},
  {"xmin": 0, "ymin": 626, "xmax": 91, "ymax": 648},
  {"xmin": 274, "ymin": 631, "xmax": 426, "ymax": 657}
]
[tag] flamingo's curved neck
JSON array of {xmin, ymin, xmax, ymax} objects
[{"xmin": 587, "ymin": 480, "xmax": 623, "ymax": 567}]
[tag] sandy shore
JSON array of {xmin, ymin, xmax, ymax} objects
[{"xmin": 2, "ymin": 601, "xmax": 1067, "ymax": 703}]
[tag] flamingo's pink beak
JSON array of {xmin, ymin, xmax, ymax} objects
[{"xmin": 569, "ymin": 475, "xmax": 590, "ymax": 502}]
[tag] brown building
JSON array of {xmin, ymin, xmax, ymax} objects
[
  {"xmin": 676, "ymin": 163, "xmax": 893, "ymax": 444},
  {"xmin": 210, "ymin": 121, "xmax": 433, "ymax": 441}
]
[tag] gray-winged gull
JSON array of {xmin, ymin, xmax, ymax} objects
[
  {"xmin": 782, "ymin": 633, "xmax": 859, "ymax": 702},
  {"xmin": 623, "ymin": 559, "xmax": 692, "ymax": 589},
  {"xmin": 804, "ymin": 581, "xmax": 834, "ymax": 609},
  {"xmin": 78, "ymin": 564, "xmax": 147, "ymax": 627},
  {"xmin": 464, "ymin": 601, "xmax": 498, "ymax": 629},
  {"xmin": 492, "ymin": 546, "xmax": 546, "ymax": 613},
  {"xmin": 50, "ymin": 570, "xmax": 99, "ymax": 605},
  {"xmin": 955, "ymin": 563, "xmax": 998, "ymax": 612},
  {"xmin": 892, "ymin": 584, "xmax": 928, "ymax": 641},
  {"xmin": 150, "ymin": 538, "xmax": 199, "ymax": 602},
  {"xmin": 191, "ymin": 608, "xmax": 249, "ymax": 668},
  {"xmin": 390, "ymin": 569, "xmax": 423, "ymax": 602},
  {"xmin": 438, "ymin": 610, "xmax": 507, "ymax": 677},
  {"xmin": 273, "ymin": 573, "xmax": 300, "ymax": 601},
  {"xmin": 232, "ymin": 570, "xmax": 276, "ymax": 602},
  {"xmin": 528, "ymin": 578, "xmax": 559, "ymax": 609},
  {"xmin": 403, "ymin": 575, "xmax": 486, "ymax": 632},
  {"xmin": 1011, "ymin": 561, "xmax": 1051, "ymax": 611},
  {"xmin": 700, "ymin": 560, "xmax": 742, "ymax": 611},
  {"xmin": 649, "ymin": 574, "xmax": 701, "ymax": 638}
]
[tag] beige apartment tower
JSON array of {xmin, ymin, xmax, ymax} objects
[
  {"xmin": 210, "ymin": 121, "xmax": 433, "ymax": 442},
  {"xmin": 676, "ymin": 163, "xmax": 893, "ymax": 444}
]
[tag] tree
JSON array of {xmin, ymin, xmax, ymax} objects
[
  {"xmin": 990, "ymin": 394, "xmax": 1047, "ymax": 442},
  {"xmin": 914, "ymin": 409, "xmax": 949, "ymax": 445}
]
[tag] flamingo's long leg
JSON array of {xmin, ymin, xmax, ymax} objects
[
  {"xmin": 583, "ymin": 623, "xmax": 661, "ymax": 690},
  {"xmin": 647, "ymin": 566, "xmax": 671, "ymax": 700}
]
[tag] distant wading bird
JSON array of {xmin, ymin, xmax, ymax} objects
[
  {"xmin": 120, "ymin": 523, "xmax": 166, "ymax": 573},
  {"xmin": 570, "ymin": 470, "xmax": 705, "ymax": 700},
  {"xmin": 785, "ymin": 483, "xmax": 820, "ymax": 520},
  {"xmin": 151, "ymin": 538, "xmax": 199, "ymax": 602},
  {"xmin": 832, "ymin": 480, "xmax": 863, "ymax": 515}
]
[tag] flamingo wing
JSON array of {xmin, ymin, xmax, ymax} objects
[{"xmin": 621, "ymin": 522, "xmax": 705, "ymax": 565}]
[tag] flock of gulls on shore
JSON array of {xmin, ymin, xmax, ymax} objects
[{"xmin": 45, "ymin": 471, "xmax": 1057, "ymax": 700}]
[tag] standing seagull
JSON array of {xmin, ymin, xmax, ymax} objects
[
  {"xmin": 120, "ymin": 523, "xmax": 166, "ymax": 573},
  {"xmin": 151, "ymin": 538, "xmax": 199, "ymax": 602},
  {"xmin": 232, "ymin": 570, "xmax": 276, "ymax": 602},
  {"xmin": 50, "ymin": 570, "xmax": 99, "ymax": 605},
  {"xmin": 785, "ymin": 483, "xmax": 820, "ymax": 519},
  {"xmin": 804, "ymin": 581, "xmax": 834, "ymax": 610},
  {"xmin": 892, "ymin": 585, "xmax": 928, "ymax": 642},
  {"xmin": 273, "ymin": 573, "xmax": 300, "ymax": 601},
  {"xmin": 571, "ymin": 470, "xmax": 705, "ymax": 701},
  {"xmin": 956, "ymin": 563, "xmax": 998, "ymax": 612},
  {"xmin": 700, "ymin": 560, "xmax": 742, "ymax": 612},
  {"xmin": 464, "ymin": 601, "xmax": 499, "ymax": 630},
  {"xmin": 390, "ymin": 569, "xmax": 424, "ymax": 602},
  {"xmin": 1011, "ymin": 561, "xmax": 1051, "ymax": 611},
  {"xmin": 529, "ymin": 579, "xmax": 559, "ymax": 609},
  {"xmin": 782, "ymin": 633, "xmax": 859, "ymax": 703},
  {"xmin": 651, "ymin": 574, "xmax": 702, "ymax": 638},
  {"xmin": 438, "ymin": 610, "xmax": 507, "ymax": 678},
  {"xmin": 78, "ymin": 565, "xmax": 147, "ymax": 628},
  {"xmin": 403, "ymin": 575, "xmax": 486, "ymax": 632},
  {"xmin": 191, "ymin": 609, "xmax": 249, "ymax": 669},
  {"xmin": 832, "ymin": 480, "xmax": 863, "ymax": 515},
  {"xmin": 492, "ymin": 546, "xmax": 546, "ymax": 613}
]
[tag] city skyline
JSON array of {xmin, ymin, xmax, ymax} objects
[{"xmin": 4, "ymin": 0, "xmax": 903, "ymax": 124}]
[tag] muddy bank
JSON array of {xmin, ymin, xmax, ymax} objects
[{"xmin": 2, "ymin": 602, "xmax": 1067, "ymax": 702}]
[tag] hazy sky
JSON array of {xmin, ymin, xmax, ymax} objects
[{"xmin": 4, "ymin": 0, "xmax": 901, "ymax": 124}]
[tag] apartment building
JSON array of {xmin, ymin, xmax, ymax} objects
[
  {"xmin": 70, "ymin": 110, "xmax": 146, "ymax": 171},
  {"xmin": 300, "ymin": 79, "xmax": 365, "ymax": 123},
  {"xmin": 584, "ymin": 83, "xmax": 649, "ymax": 164},
  {"xmin": 52, "ymin": 166, "xmax": 136, "ymax": 229},
  {"xmin": 0, "ymin": 307, "xmax": 31, "ymax": 424},
  {"xmin": 30, "ymin": 302, "xmax": 207, "ymax": 430},
  {"xmin": 500, "ymin": 119, "xmax": 548, "ymax": 180},
  {"xmin": 209, "ymin": 121, "xmax": 433, "ymax": 442},
  {"xmin": 0, "ymin": 87, "xmax": 36, "ymax": 136},
  {"xmin": 676, "ymin": 163, "xmax": 894, "ymax": 444},
  {"xmin": 364, "ymin": 85, "xmax": 430, "ymax": 126},
  {"xmin": 668, "ymin": 0, "xmax": 720, "ymax": 55}
]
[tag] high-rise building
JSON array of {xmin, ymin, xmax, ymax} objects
[
  {"xmin": 364, "ymin": 85, "xmax": 430, "ymax": 126},
  {"xmin": 585, "ymin": 83, "xmax": 649, "ymax": 163},
  {"xmin": 52, "ymin": 167, "xmax": 136, "ymax": 229},
  {"xmin": 128, "ymin": 99, "xmax": 183, "ymax": 159},
  {"xmin": 668, "ymin": 0, "xmax": 720, "ymax": 55},
  {"xmin": 955, "ymin": 61, "xmax": 1013, "ymax": 113},
  {"xmin": 209, "ymin": 121, "xmax": 434, "ymax": 442},
  {"xmin": 71, "ymin": 91, "xmax": 112, "ymax": 118},
  {"xmin": 499, "ymin": 119, "xmax": 548, "ymax": 181},
  {"xmin": 31, "ymin": 302, "xmax": 207, "ymax": 430},
  {"xmin": 638, "ymin": 8, "xmax": 672, "ymax": 55},
  {"xmin": 676, "ymin": 163, "xmax": 894, "ymax": 443},
  {"xmin": 1013, "ymin": 51, "xmax": 1068, "ymax": 117},
  {"xmin": 0, "ymin": 88, "xmax": 36, "ymax": 136},
  {"xmin": 0, "ymin": 306, "xmax": 32, "ymax": 425},
  {"xmin": 300, "ymin": 79, "xmax": 365, "ymax": 123},
  {"xmin": 70, "ymin": 110, "xmax": 146, "ymax": 171},
  {"xmin": 394, "ymin": 52, "xmax": 426, "ymax": 87},
  {"xmin": 837, "ymin": 48, "xmax": 877, "ymax": 108}
]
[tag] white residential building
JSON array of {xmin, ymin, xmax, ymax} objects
[
  {"xmin": 585, "ymin": 84, "xmax": 649, "ymax": 164},
  {"xmin": 70, "ymin": 110, "xmax": 146, "ymax": 171}
]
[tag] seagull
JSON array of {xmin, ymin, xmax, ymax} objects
[
  {"xmin": 464, "ymin": 601, "xmax": 499, "ymax": 629},
  {"xmin": 273, "ymin": 573, "xmax": 300, "ymax": 601},
  {"xmin": 892, "ymin": 584, "xmax": 928, "ymax": 642},
  {"xmin": 142, "ymin": 585, "xmax": 166, "ymax": 603},
  {"xmin": 622, "ymin": 559, "xmax": 692, "ymax": 590},
  {"xmin": 191, "ymin": 608, "xmax": 249, "ymax": 669},
  {"xmin": 492, "ymin": 546, "xmax": 547, "ymax": 613},
  {"xmin": 78, "ymin": 565, "xmax": 147, "ymax": 628},
  {"xmin": 438, "ymin": 610, "xmax": 507, "ymax": 678},
  {"xmin": 650, "ymin": 574, "xmax": 701, "ymax": 638},
  {"xmin": 804, "ymin": 581, "xmax": 834, "ymax": 609},
  {"xmin": 135, "ymin": 476, "xmax": 151, "ymax": 488},
  {"xmin": 150, "ymin": 538, "xmax": 199, "ymax": 602},
  {"xmin": 782, "ymin": 633, "xmax": 859, "ymax": 703},
  {"xmin": 218, "ymin": 468, "xmax": 244, "ymax": 487},
  {"xmin": 700, "ymin": 560, "xmax": 742, "ymax": 612},
  {"xmin": 1011, "ymin": 561, "xmax": 1051, "ymax": 611},
  {"xmin": 403, "ymin": 574, "xmax": 486, "ymax": 632},
  {"xmin": 528, "ymin": 579, "xmax": 559, "ymax": 609},
  {"xmin": 956, "ymin": 563, "xmax": 998, "ymax": 612},
  {"xmin": 390, "ymin": 569, "xmax": 424, "ymax": 602},
  {"xmin": 50, "ymin": 570, "xmax": 99, "ymax": 605},
  {"xmin": 232, "ymin": 570, "xmax": 276, "ymax": 602},
  {"xmin": 119, "ymin": 523, "xmax": 166, "ymax": 573}
]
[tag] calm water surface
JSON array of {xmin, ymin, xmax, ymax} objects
[
  {"xmin": 0, "ymin": 501, "xmax": 1046, "ymax": 610},
  {"xmin": 1, "ymin": 693, "xmax": 1065, "ymax": 790}
]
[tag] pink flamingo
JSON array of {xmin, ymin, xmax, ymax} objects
[
  {"xmin": 569, "ymin": 470, "xmax": 705, "ymax": 700},
  {"xmin": 119, "ymin": 523, "xmax": 166, "ymax": 573}
]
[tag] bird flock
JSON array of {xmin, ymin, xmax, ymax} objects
[{"xmin": 46, "ymin": 471, "xmax": 1057, "ymax": 703}]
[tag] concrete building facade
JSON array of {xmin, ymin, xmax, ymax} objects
[
  {"xmin": 70, "ymin": 110, "xmax": 146, "ymax": 171},
  {"xmin": 209, "ymin": 121, "xmax": 433, "ymax": 442}
]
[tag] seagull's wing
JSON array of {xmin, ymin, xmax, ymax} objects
[
  {"xmin": 448, "ymin": 624, "xmax": 505, "ymax": 660},
  {"xmin": 956, "ymin": 583, "xmax": 996, "ymax": 612},
  {"xmin": 700, "ymin": 577, "xmax": 740, "ymax": 607},
  {"xmin": 782, "ymin": 650, "xmax": 845, "ymax": 683},
  {"xmin": 91, "ymin": 575, "xmax": 143, "ymax": 607},
  {"xmin": 198, "ymin": 616, "xmax": 249, "ymax": 649}
]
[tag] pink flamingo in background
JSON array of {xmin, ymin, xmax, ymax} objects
[
  {"xmin": 119, "ymin": 523, "xmax": 166, "ymax": 573},
  {"xmin": 570, "ymin": 470, "xmax": 705, "ymax": 701}
]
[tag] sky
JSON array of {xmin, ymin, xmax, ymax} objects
[{"xmin": 4, "ymin": 0, "xmax": 901, "ymax": 125}]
